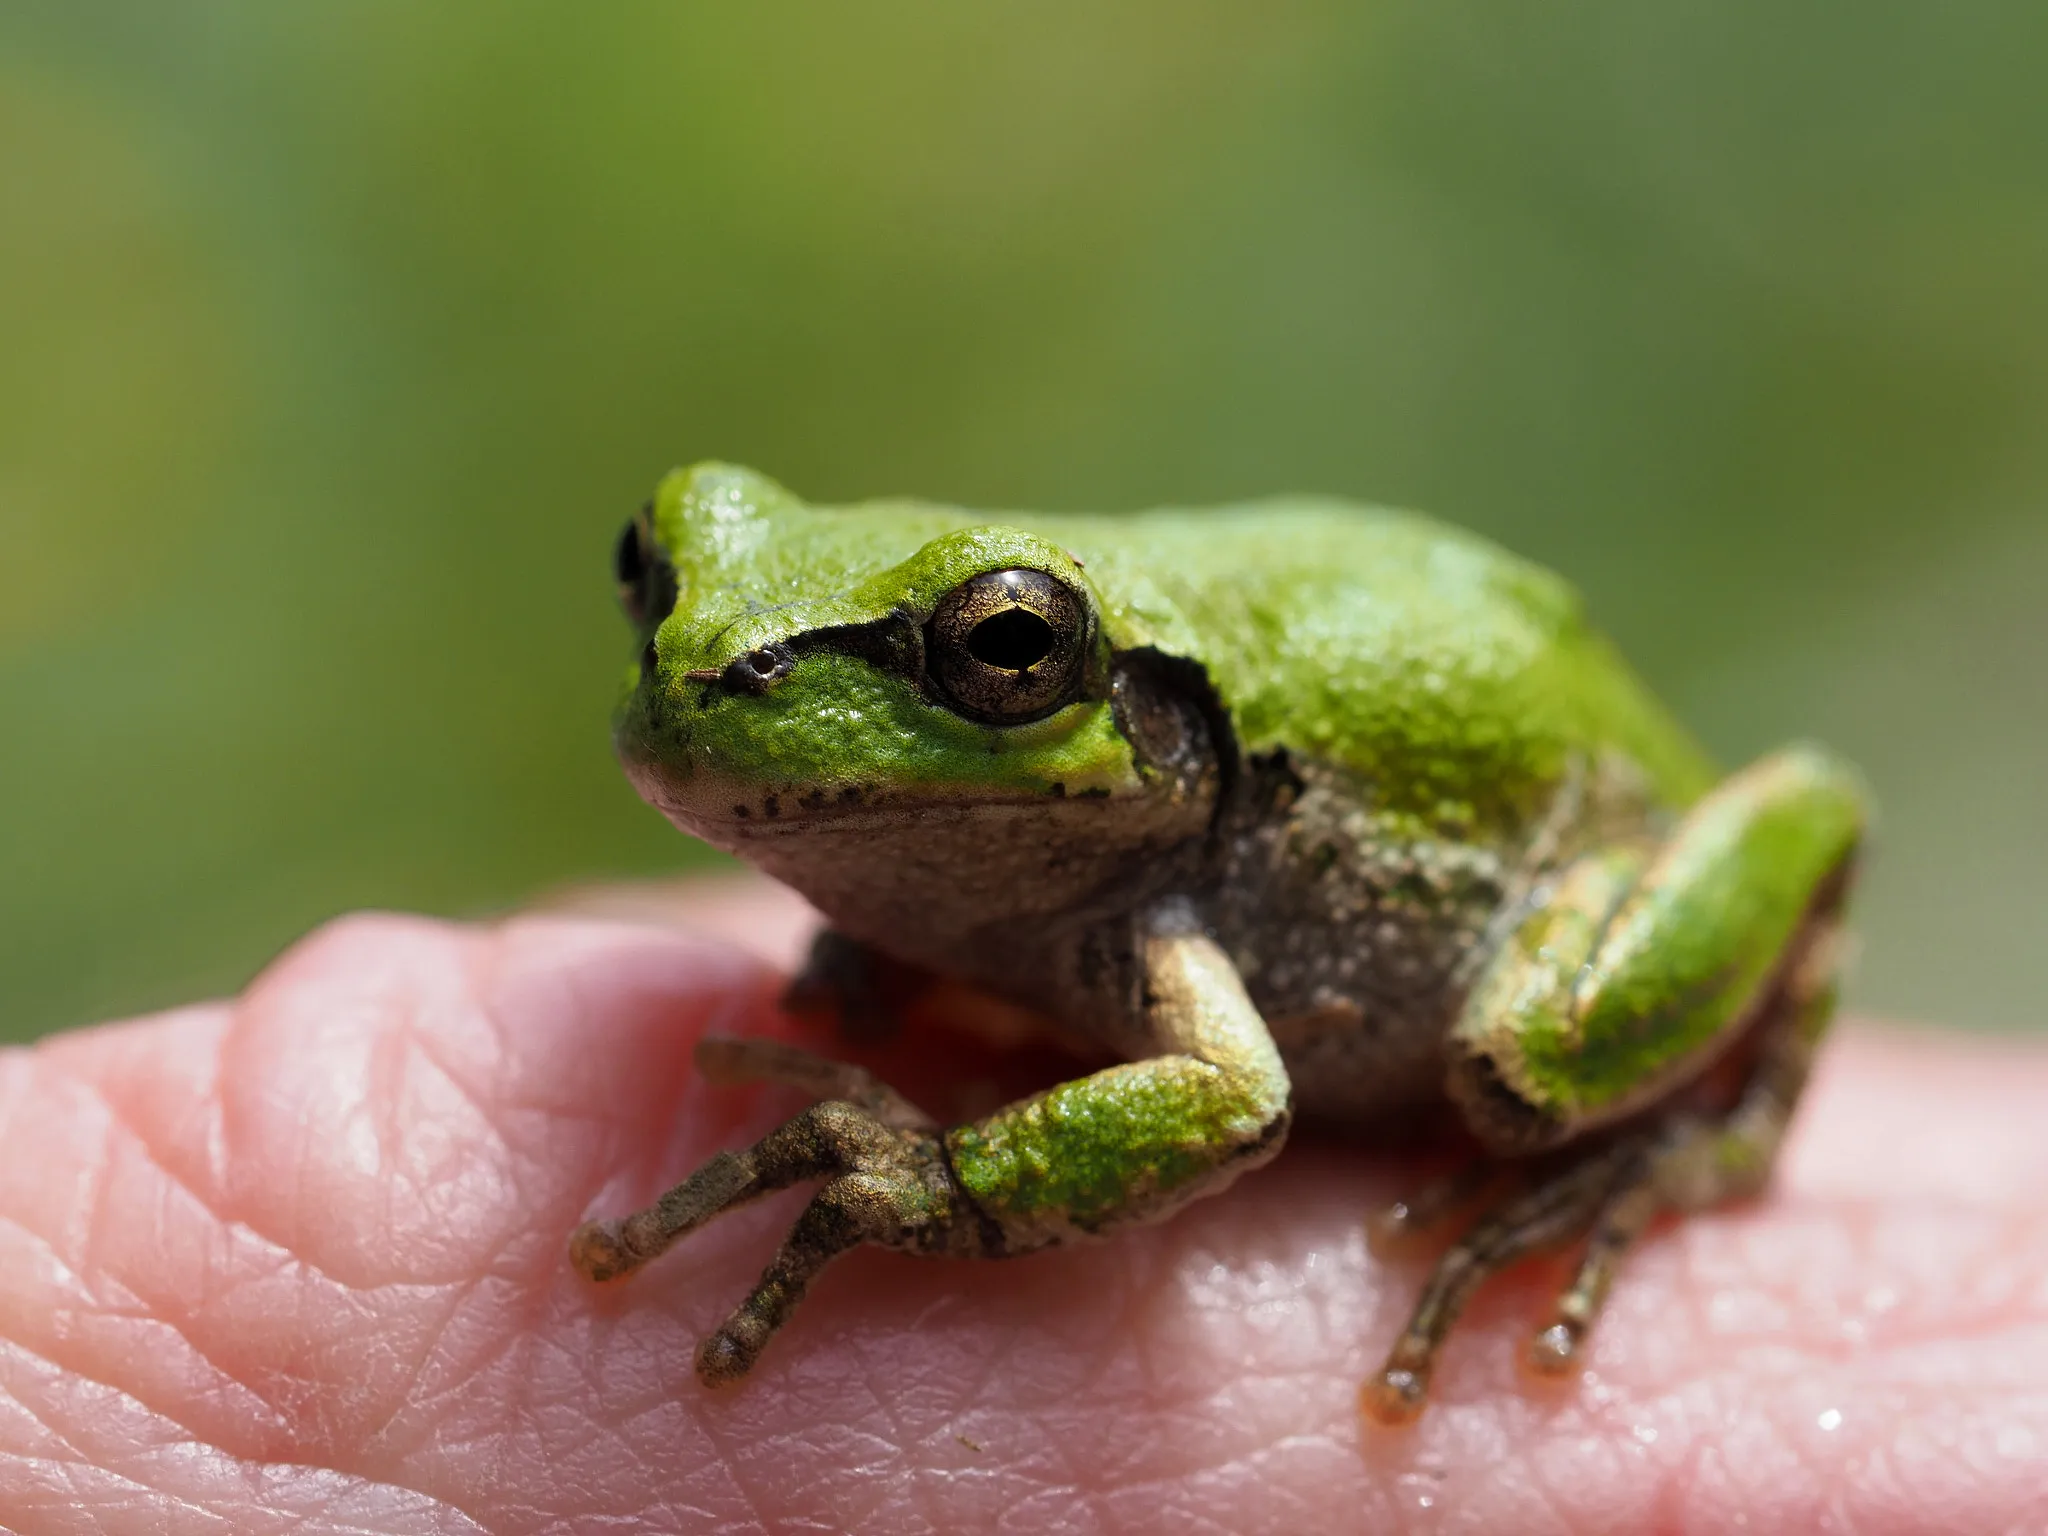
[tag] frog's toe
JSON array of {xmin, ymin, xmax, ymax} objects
[
  {"xmin": 693, "ymin": 1035, "xmax": 934, "ymax": 1129},
  {"xmin": 1359, "ymin": 1362, "xmax": 1432, "ymax": 1427},
  {"xmin": 1520, "ymin": 1151, "xmax": 1669, "ymax": 1377},
  {"xmin": 690, "ymin": 1160, "xmax": 962, "ymax": 1387},
  {"xmin": 1365, "ymin": 1133, "xmax": 1651, "ymax": 1423},
  {"xmin": 1366, "ymin": 1159, "xmax": 1513, "ymax": 1262},
  {"xmin": 566, "ymin": 1218, "xmax": 637, "ymax": 1283},
  {"xmin": 1369, "ymin": 1079, "xmax": 1816, "ymax": 1420},
  {"xmin": 572, "ymin": 1068, "xmax": 988, "ymax": 1385},
  {"xmin": 1524, "ymin": 1320, "xmax": 1584, "ymax": 1376},
  {"xmin": 693, "ymin": 1325, "xmax": 760, "ymax": 1387}
]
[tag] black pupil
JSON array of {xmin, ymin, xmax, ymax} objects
[{"xmin": 967, "ymin": 607, "xmax": 1056, "ymax": 671}]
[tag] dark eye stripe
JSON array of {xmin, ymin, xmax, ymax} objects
[{"xmin": 613, "ymin": 502, "xmax": 676, "ymax": 630}]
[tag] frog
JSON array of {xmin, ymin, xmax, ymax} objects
[{"xmin": 569, "ymin": 462, "xmax": 1867, "ymax": 1422}]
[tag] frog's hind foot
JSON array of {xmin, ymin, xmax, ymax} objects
[
  {"xmin": 1362, "ymin": 1132, "xmax": 1653, "ymax": 1424},
  {"xmin": 1365, "ymin": 1160, "xmax": 1516, "ymax": 1262},
  {"xmin": 1362, "ymin": 745, "xmax": 1862, "ymax": 1425},
  {"xmin": 1363, "ymin": 897, "xmax": 1845, "ymax": 1427}
]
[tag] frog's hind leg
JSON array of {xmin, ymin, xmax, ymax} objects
[
  {"xmin": 1365, "ymin": 744, "xmax": 1866, "ymax": 1423},
  {"xmin": 1521, "ymin": 906, "xmax": 1845, "ymax": 1373},
  {"xmin": 1367, "ymin": 876, "xmax": 1847, "ymax": 1421}
]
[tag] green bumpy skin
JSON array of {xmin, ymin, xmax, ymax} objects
[
  {"xmin": 945, "ymin": 919, "xmax": 1292, "ymax": 1234},
  {"xmin": 946, "ymin": 1059, "xmax": 1265, "ymax": 1224},
  {"xmin": 617, "ymin": 461, "xmax": 1717, "ymax": 836}
]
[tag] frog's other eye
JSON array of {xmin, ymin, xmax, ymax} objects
[
  {"xmin": 613, "ymin": 503, "xmax": 677, "ymax": 627},
  {"xmin": 926, "ymin": 567, "xmax": 1088, "ymax": 723}
]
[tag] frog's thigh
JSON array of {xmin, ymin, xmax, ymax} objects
[
  {"xmin": 1448, "ymin": 743, "xmax": 1867, "ymax": 1154},
  {"xmin": 945, "ymin": 909, "xmax": 1294, "ymax": 1246}
]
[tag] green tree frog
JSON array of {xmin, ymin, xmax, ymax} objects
[{"xmin": 570, "ymin": 463, "xmax": 1866, "ymax": 1422}]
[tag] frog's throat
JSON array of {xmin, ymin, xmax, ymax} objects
[{"xmin": 636, "ymin": 766, "xmax": 1214, "ymax": 971}]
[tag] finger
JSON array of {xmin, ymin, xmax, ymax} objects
[
  {"xmin": 1777, "ymin": 1022, "xmax": 2048, "ymax": 1204},
  {"xmin": 0, "ymin": 909, "xmax": 2043, "ymax": 1535},
  {"xmin": 536, "ymin": 872, "xmax": 822, "ymax": 970},
  {"xmin": 0, "ymin": 912, "xmax": 788, "ymax": 1535}
]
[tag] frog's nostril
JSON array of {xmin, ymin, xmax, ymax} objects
[{"xmin": 720, "ymin": 642, "xmax": 796, "ymax": 694}]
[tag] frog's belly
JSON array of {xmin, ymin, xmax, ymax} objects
[{"xmin": 1264, "ymin": 1002, "xmax": 1454, "ymax": 1127}]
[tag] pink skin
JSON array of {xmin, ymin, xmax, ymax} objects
[{"xmin": 1, "ymin": 880, "xmax": 2044, "ymax": 1535}]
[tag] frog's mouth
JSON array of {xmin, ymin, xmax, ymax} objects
[{"xmin": 621, "ymin": 750, "xmax": 1122, "ymax": 841}]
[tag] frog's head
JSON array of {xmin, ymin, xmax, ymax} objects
[{"xmin": 609, "ymin": 464, "xmax": 1217, "ymax": 946}]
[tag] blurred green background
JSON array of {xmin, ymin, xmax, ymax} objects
[{"xmin": 4, "ymin": 3, "xmax": 2045, "ymax": 1042}]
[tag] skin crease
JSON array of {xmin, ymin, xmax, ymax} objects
[{"xmin": 0, "ymin": 881, "xmax": 2044, "ymax": 1536}]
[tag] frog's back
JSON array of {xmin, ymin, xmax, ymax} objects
[
  {"xmin": 752, "ymin": 482, "xmax": 1716, "ymax": 829},
  {"xmin": 665, "ymin": 469, "xmax": 1709, "ymax": 824},
  {"xmin": 1000, "ymin": 500, "xmax": 1714, "ymax": 1122},
  {"xmin": 1022, "ymin": 498, "xmax": 1716, "ymax": 830}
]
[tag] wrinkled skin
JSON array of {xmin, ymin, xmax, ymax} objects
[{"xmin": 2, "ymin": 880, "xmax": 2043, "ymax": 1536}]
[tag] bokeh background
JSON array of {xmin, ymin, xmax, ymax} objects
[{"xmin": 5, "ymin": 3, "xmax": 2045, "ymax": 1043}]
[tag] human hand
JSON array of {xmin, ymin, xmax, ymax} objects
[{"xmin": 2, "ymin": 880, "xmax": 2042, "ymax": 1533}]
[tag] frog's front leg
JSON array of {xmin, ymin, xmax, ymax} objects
[
  {"xmin": 783, "ymin": 928, "xmax": 1075, "ymax": 1052},
  {"xmin": 781, "ymin": 929, "xmax": 907, "ymax": 1044},
  {"xmin": 570, "ymin": 904, "xmax": 1293, "ymax": 1384},
  {"xmin": 1365, "ymin": 744, "xmax": 1866, "ymax": 1422}
]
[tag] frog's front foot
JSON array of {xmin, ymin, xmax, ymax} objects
[
  {"xmin": 572, "ymin": 924, "xmax": 1293, "ymax": 1386},
  {"xmin": 568, "ymin": 1042, "xmax": 975, "ymax": 1384}
]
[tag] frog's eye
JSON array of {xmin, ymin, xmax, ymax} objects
[
  {"xmin": 613, "ymin": 503, "xmax": 676, "ymax": 627},
  {"xmin": 926, "ymin": 568, "xmax": 1088, "ymax": 723}
]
